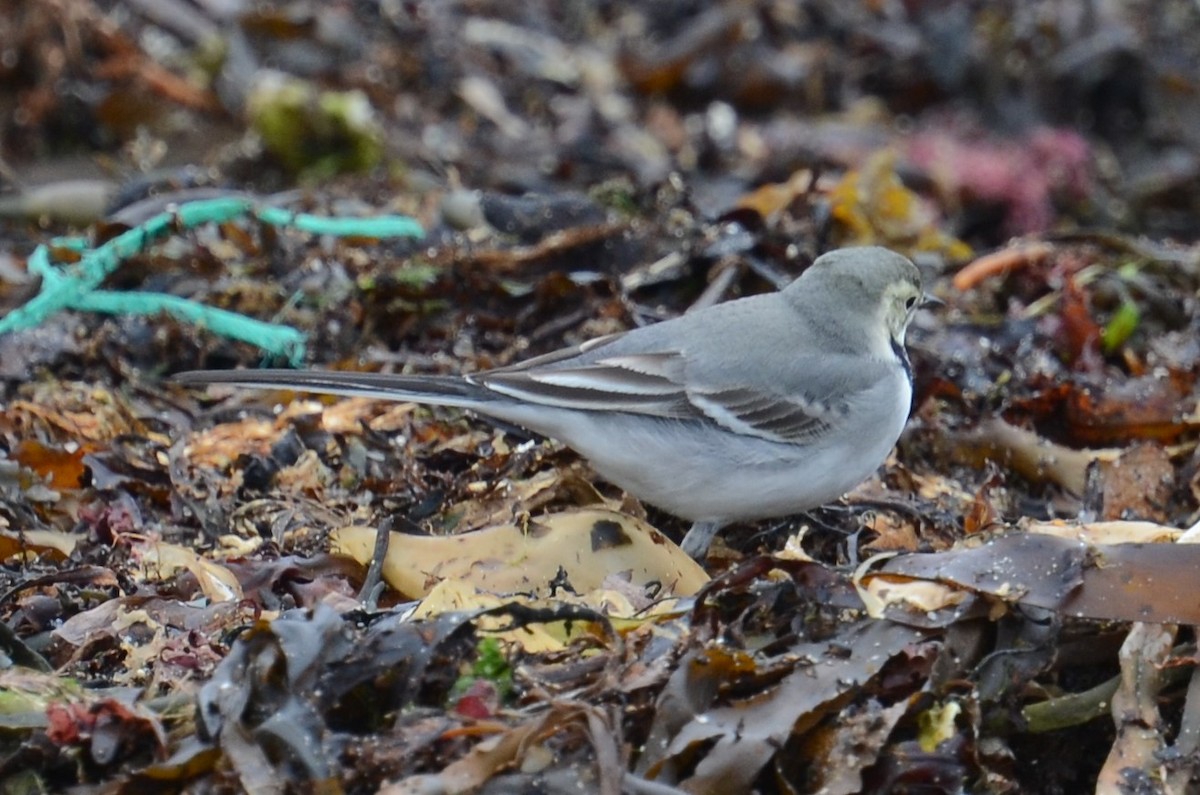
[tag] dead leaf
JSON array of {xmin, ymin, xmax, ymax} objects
[
  {"xmin": 10, "ymin": 439, "xmax": 91, "ymax": 489},
  {"xmin": 943, "ymin": 417, "xmax": 1118, "ymax": 494},
  {"xmin": 1022, "ymin": 518, "xmax": 1182, "ymax": 545},
  {"xmin": 638, "ymin": 620, "xmax": 931, "ymax": 793},
  {"xmin": 0, "ymin": 529, "xmax": 79, "ymax": 561},
  {"xmin": 135, "ymin": 540, "xmax": 244, "ymax": 603},
  {"xmin": 331, "ymin": 509, "xmax": 709, "ymax": 600},
  {"xmin": 874, "ymin": 532, "xmax": 1200, "ymax": 625},
  {"xmin": 732, "ymin": 169, "xmax": 815, "ymax": 222}
]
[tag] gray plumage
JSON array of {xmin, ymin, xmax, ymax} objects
[{"xmin": 175, "ymin": 246, "xmax": 929, "ymax": 558}]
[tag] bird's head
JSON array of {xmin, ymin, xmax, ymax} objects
[{"xmin": 789, "ymin": 247, "xmax": 934, "ymax": 349}]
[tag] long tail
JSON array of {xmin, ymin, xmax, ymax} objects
[{"xmin": 172, "ymin": 369, "xmax": 495, "ymax": 409}]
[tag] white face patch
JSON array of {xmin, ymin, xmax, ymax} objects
[{"xmin": 880, "ymin": 280, "xmax": 922, "ymax": 344}]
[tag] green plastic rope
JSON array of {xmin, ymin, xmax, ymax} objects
[{"xmin": 1, "ymin": 197, "xmax": 425, "ymax": 365}]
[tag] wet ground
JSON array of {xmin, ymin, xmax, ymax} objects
[{"xmin": 2, "ymin": 1, "xmax": 1200, "ymax": 793}]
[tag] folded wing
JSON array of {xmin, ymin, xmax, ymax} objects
[{"xmin": 479, "ymin": 350, "xmax": 853, "ymax": 444}]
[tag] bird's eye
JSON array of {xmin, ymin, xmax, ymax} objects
[{"xmin": 905, "ymin": 295, "xmax": 917, "ymax": 310}]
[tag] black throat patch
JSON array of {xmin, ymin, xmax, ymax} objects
[
  {"xmin": 890, "ymin": 336, "xmax": 913, "ymax": 385},
  {"xmin": 890, "ymin": 336, "xmax": 916, "ymax": 416}
]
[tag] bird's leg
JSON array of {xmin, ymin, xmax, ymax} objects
[{"xmin": 680, "ymin": 519, "xmax": 722, "ymax": 559}]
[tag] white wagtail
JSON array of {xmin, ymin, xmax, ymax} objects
[{"xmin": 175, "ymin": 246, "xmax": 934, "ymax": 558}]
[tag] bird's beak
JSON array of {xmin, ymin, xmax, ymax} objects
[{"xmin": 920, "ymin": 292, "xmax": 944, "ymax": 309}]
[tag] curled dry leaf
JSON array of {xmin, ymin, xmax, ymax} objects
[
  {"xmin": 868, "ymin": 532, "xmax": 1200, "ymax": 626},
  {"xmin": 331, "ymin": 509, "xmax": 709, "ymax": 600},
  {"xmin": 854, "ymin": 560, "xmax": 969, "ymax": 622},
  {"xmin": 0, "ymin": 529, "xmax": 79, "ymax": 561},
  {"xmin": 942, "ymin": 417, "xmax": 1119, "ymax": 494},
  {"xmin": 1022, "ymin": 518, "xmax": 1183, "ymax": 545},
  {"xmin": 637, "ymin": 620, "xmax": 931, "ymax": 793},
  {"xmin": 135, "ymin": 540, "xmax": 244, "ymax": 603}
]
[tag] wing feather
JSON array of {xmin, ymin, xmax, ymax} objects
[
  {"xmin": 687, "ymin": 389, "xmax": 836, "ymax": 444},
  {"xmin": 479, "ymin": 352, "xmax": 693, "ymax": 417},
  {"xmin": 477, "ymin": 347, "xmax": 854, "ymax": 445}
]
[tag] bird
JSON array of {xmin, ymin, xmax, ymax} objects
[{"xmin": 175, "ymin": 246, "xmax": 935, "ymax": 559}]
